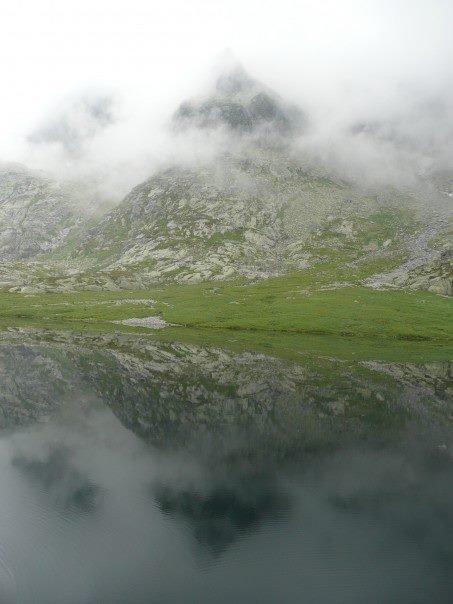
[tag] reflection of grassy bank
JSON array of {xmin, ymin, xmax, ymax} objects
[
  {"xmin": 154, "ymin": 328, "xmax": 452, "ymax": 363},
  {"xmin": 1, "ymin": 328, "xmax": 449, "ymax": 451},
  {"xmin": 0, "ymin": 272, "xmax": 451, "ymax": 362}
]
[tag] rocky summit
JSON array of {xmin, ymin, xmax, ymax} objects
[{"xmin": 173, "ymin": 63, "xmax": 304, "ymax": 137}]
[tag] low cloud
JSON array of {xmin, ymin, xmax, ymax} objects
[{"xmin": 1, "ymin": 0, "xmax": 452, "ymax": 202}]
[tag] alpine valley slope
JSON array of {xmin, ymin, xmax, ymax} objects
[
  {"xmin": 0, "ymin": 162, "xmax": 109, "ymax": 290},
  {"xmin": 0, "ymin": 65, "xmax": 452, "ymax": 305}
]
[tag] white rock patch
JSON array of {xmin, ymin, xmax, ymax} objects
[{"xmin": 113, "ymin": 316, "xmax": 175, "ymax": 329}]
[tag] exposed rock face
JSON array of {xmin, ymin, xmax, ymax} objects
[
  {"xmin": 393, "ymin": 248, "xmax": 453, "ymax": 296},
  {"xmin": 72, "ymin": 153, "xmax": 298, "ymax": 281},
  {"xmin": 68, "ymin": 144, "xmax": 428, "ymax": 288},
  {"xmin": 0, "ymin": 164, "xmax": 82, "ymax": 262}
]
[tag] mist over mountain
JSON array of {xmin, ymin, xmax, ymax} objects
[
  {"xmin": 28, "ymin": 94, "xmax": 116, "ymax": 154},
  {"xmin": 0, "ymin": 59, "xmax": 449, "ymax": 297},
  {"xmin": 173, "ymin": 62, "xmax": 304, "ymax": 139},
  {"xmin": 0, "ymin": 1, "xmax": 451, "ymax": 195},
  {"xmin": 11, "ymin": 58, "xmax": 452, "ymax": 205},
  {"xmin": 0, "ymin": 0, "xmax": 451, "ymax": 297}
]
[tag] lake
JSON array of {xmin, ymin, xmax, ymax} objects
[{"xmin": 0, "ymin": 329, "xmax": 451, "ymax": 603}]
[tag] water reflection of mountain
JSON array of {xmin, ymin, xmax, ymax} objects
[
  {"xmin": 0, "ymin": 332, "xmax": 451, "ymax": 447},
  {"xmin": 0, "ymin": 342, "xmax": 93, "ymax": 427},
  {"xmin": 363, "ymin": 360, "xmax": 453, "ymax": 402},
  {"xmin": 0, "ymin": 331, "xmax": 452, "ymax": 598},
  {"xmin": 155, "ymin": 474, "xmax": 289, "ymax": 556},
  {"xmin": 84, "ymin": 342, "xmax": 453, "ymax": 449}
]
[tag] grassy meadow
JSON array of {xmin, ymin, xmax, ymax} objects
[{"xmin": 0, "ymin": 270, "xmax": 451, "ymax": 363}]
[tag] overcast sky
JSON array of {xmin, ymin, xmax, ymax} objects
[{"xmin": 1, "ymin": 0, "xmax": 452, "ymax": 187}]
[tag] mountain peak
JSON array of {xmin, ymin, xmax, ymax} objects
[{"xmin": 173, "ymin": 60, "xmax": 304, "ymax": 138}]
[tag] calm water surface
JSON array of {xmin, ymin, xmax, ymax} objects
[{"xmin": 0, "ymin": 331, "xmax": 451, "ymax": 603}]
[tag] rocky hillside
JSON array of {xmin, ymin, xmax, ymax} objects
[
  {"xmin": 66, "ymin": 150, "xmax": 450, "ymax": 291},
  {"xmin": 71, "ymin": 151, "xmax": 349, "ymax": 283},
  {"xmin": 59, "ymin": 65, "xmax": 449, "ymax": 292},
  {"xmin": 0, "ymin": 163, "xmax": 84, "ymax": 262},
  {"xmin": 0, "ymin": 65, "xmax": 451, "ymax": 295}
]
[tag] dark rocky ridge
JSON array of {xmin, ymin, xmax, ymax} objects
[{"xmin": 173, "ymin": 64, "xmax": 304, "ymax": 137}]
